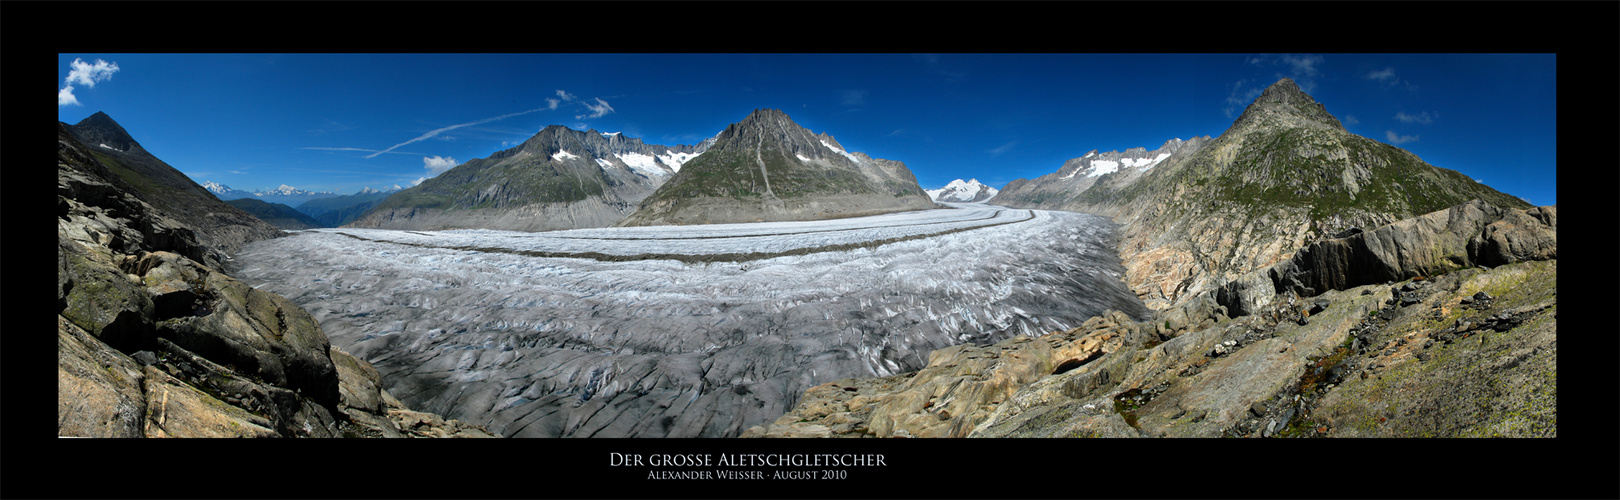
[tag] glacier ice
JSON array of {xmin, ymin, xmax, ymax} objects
[{"xmin": 230, "ymin": 203, "xmax": 1148, "ymax": 437}]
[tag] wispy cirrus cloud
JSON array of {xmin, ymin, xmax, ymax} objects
[
  {"xmin": 1385, "ymin": 130, "xmax": 1419, "ymax": 145},
  {"xmin": 988, "ymin": 141, "xmax": 1017, "ymax": 156},
  {"xmin": 547, "ymin": 89, "xmax": 576, "ymax": 110},
  {"xmin": 1395, "ymin": 111, "xmax": 1436, "ymax": 124},
  {"xmin": 1223, "ymin": 79, "xmax": 1265, "ymax": 118},
  {"xmin": 1365, "ymin": 66, "xmax": 1417, "ymax": 91},
  {"xmin": 59, "ymin": 57, "xmax": 120, "ymax": 106},
  {"xmin": 1247, "ymin": 54, "xmax": 1324, "ymax": 92},
  {"xmin": 300, "ymin": 146, "xmax": 422, "ymax": 156},
  {"xmin": 841, "ymin": 90, "xmax": 867, "ymax": 106},
  {"xmin": 576, "ymin": 98, "xmax": 615, "ymax": 119}
]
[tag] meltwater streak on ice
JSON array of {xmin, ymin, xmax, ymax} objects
[{"xmin": 231, "ymin": 204, "xmax": 1149, "ymax": 437}]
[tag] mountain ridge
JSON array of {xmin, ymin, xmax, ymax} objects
[
  {"xmin": 346, "ymin": 124, "xmax": 710, "ymax": 231},
  {"xmin": 64, "ymin": 112, "xmax": 284, "ymax": 266},
  {"xmin": 993, "ymin": 78, "xmax": 1532, "ymax": 309},
  {"xmin": 618, "ymin": 108, "xmax": 934, "ymax": 226}
]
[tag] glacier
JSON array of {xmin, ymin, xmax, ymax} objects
[{"xmin": 230, "ymin": 203, "xmax": 1149, "ymax": 437}]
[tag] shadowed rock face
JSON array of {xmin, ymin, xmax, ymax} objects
[
  {"xmin": 746, "ymin": 199, "xmax": 1555, "ymax": 439},
  {"xmin": 57, "ymin": 121, "xmax": 494, "ymax": 439},
  {"xmin": 620, "ymin": 109, "xmax": 935, "ymax": 227},
  {"xmin": 1216, "ymin": 200, "xmax": 1557, "ymax": 317}
]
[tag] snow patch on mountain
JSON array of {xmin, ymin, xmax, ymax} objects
[
  {"xmin": 821, "ymin": 140, "xmax": 862, "ymax": 165},
  {"xmin": 615, "ymin": 152, "xmax": 673, "ymax": 178},
  {"xmin": 552, "ymin": 150, "xmax": 579, "ymax": 161},
  {"xmin": 658, "ymin": 150, "xmax": 702, "ymax": 173},
  {"xmin": 1120, "ymin": 152, "xmax": 1172, "ymax": 169},
  {"xmin": 1087, "ymin": 160, "xmax": 1120, "ymax": 177}
]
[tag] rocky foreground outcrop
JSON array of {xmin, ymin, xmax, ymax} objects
[
  {"xmin": 58, "ymin": 123, "xmax": 493, "ymax": 438},
  {"xmin": 744, "ymin": 200, "xmax": 1555, "ymax": 438}
]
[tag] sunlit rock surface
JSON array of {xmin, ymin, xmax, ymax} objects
[{"xmin": 231, "ymin": 203, "xmax": 1149, "ymax": 437}]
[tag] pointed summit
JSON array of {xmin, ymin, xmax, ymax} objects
[
  {"xmin": 71, "ymin": 111, "xmax": 143, "ymax": 153},
  {"xmin": 619, "ymin": 109, "xmax": 933, "ymax": 226},
  {"xmin": 1233, "ymin": 78, "xmax": 1345, "ymax": 132}
]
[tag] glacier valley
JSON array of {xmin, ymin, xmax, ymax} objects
[{"xmin": 230, "ymin": 204, "xmax": 1149, "ymax": 437}]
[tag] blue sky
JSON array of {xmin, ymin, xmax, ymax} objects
[{"xmin": 57, "ymin": 53, "xmax": 1557, "ymax": 206}]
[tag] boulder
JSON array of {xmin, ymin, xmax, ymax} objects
[
  {"xmin": 141, "ymin": 252, "xmax": 340, "ymax": 408},
  {"xmin": 59, "ymin": 234, "xmax": 155, "ymax": 352},
  {"xmin": 1215, "ymin": 269, "xmax": 1276, "ymax": 318}
]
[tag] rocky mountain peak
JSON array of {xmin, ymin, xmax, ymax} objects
[
  {"xmin": 714, "ymin": 108, "xmax": 833, "ymax": 159},
  {"xmin": 1233, "ymin": 78, "xmax": 1345, "ymax": 132},
  {"xmin": 72, "ymin": 111, "xmax": 142, "ymax": 153}
]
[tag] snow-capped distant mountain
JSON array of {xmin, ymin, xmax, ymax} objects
[
  {"xmin": 200, "ymin": 181, "xmax": 342, "ymax": 207},
  {"xmin": 201, "ymin": 181, "xmax": 258, "ymax": 201},
  {"xmin": 927, "ymin": 178, "xmax": 999, "ymax": 203}
]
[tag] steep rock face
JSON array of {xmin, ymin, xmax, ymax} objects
[
  {"xmin": 349, "ymin": 126, "xmax": 709, "ymax": 232},
  {"xmin": 65, "ymin": 113, "xmax": 284, "ymax": 259},
  {"xmin": 1216, "ymin": 200, "xmax": 1557, "ymax": 317},
  {"xmin": 993, "ymin": 79, "xmax": 1532, "ymax": 310},
  {"xmin": 57, "ymin": 122, "xmax": 493, "ymax": 438},
  {"xmin": 619, "ymin": 109, "xmax": 935, "ymax": 226},
  {"xmin": 927, "ymin": 179, "xmax": 999, "ymax": 203},
  {"xmin": 747, "ymin": 199, "xmax": 1555, "ymax": 439}
]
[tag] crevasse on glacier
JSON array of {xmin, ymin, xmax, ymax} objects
[{"xmin": 231, "ymin": 203, "xmax": 1148, "ymax": 437}]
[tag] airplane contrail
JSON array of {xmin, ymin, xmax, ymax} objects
[{"xmin": 365, "ymin": 105, "xmax": 551, "ymax": 158}]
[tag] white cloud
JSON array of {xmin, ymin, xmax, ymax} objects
[
  {"xmin": 423, "ymin": 155, "xmax": 459, "ymax": 176},
  {"xmin": 1395, "ymin": 111, "xmax": 1435, "ymax": 124},
  {"xmin": 412, "ymin": 176, "xmax": 427, "ymax": 186},
  {"xmin": 59, "ymin": 58, "xmax": 120, "ymax": 107},
  {"xmin": 58, "ymin": 86, "xmax": 81, "ymax": 106},
  {"xmin": 576, "ymin": 98, "xmax": 615, "ymax": 119},
  {"xmin": 1385, "ymin": 130, "xmax": 1419, "ymax": 145},
  {"xmin": 1343, "ymin": 115, "xmax": 1360, "ymax": 125},
  {"xmin": 66, "ymin": 58, "xmax": 120, "ymax": 88},
  {"xmin": 556, "ymin": 89, "xmax": 577, "ymax": 101},
  {"xmin": 988, "ymin": 141, "xmax": 1016, "ymax": 156},
  {"xmin": 546, "ymin": 98, "xmax": 560, "ymax": 110}
]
